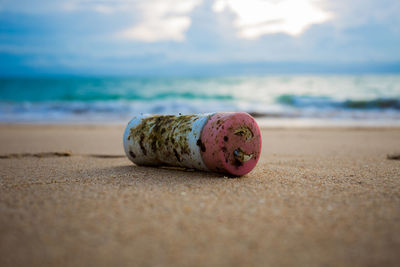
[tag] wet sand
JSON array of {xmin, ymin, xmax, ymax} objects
[{"xmin": 0, "ymin": 124, "xmax": 399, "ymax": 267}]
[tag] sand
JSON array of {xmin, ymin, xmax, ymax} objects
[{"xmin": 0, "ymin": 124, "xmax": 399, "ymax": 267}]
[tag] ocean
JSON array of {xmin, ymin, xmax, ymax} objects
[{"xmin": 1, "ymin": 75, "xmax": 399, "ymax": 126}]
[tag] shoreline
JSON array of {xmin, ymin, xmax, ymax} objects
[{"xmin": 1, "ymin": 117, "xmax": 400, "ymax": 128}]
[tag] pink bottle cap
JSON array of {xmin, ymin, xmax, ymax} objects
[{"xmin": 200, "ymin": 112, "xmax": 262, "ymax": 176}]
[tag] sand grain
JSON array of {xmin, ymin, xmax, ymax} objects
[{"xmin": 0, "ymin": 125, "xmax": 399, "ymax": 267}]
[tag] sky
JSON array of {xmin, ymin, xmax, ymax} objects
[{"xmin": 0, "ymin": 0, "xmax": 399, "ymax": 76}]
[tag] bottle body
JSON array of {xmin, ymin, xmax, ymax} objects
[{"xmin": 123, "ymin": 112, "xmax": 262, "ymax": 176}]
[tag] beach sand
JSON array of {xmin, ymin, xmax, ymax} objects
[{"xmin": 0, "ymin": 124, "xmax": 399, "ymax": 267}]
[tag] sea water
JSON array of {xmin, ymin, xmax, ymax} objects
[{"xmin": 0, "ymin": 75, "xmax": 399, "ymax": 125}]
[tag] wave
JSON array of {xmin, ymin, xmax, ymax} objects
[
  {"xmin": 0, "ymin": 100, "xmax": 240, "ymax": 122},
  {"xmin": 1, "ymin": 99, "xmax": 400, "ymax": 123},
  {"xmin": 0, "ymin": 89, "xmax": 234, "ymax": 102},
  {"xmin": 276, "ymin": 94, "xmax": 400, "ymax": 110},
  {"xmin": 1, "ymin": 75, "xmax": 400, "ymax": 122},
  {"xmin": 343, "ymin": 99, "xmax": 400, "ymax": 109}
]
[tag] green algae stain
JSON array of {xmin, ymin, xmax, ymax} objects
[{"xmin": 128, "ymin": 115, "xmax": 197, "ymax": 164}]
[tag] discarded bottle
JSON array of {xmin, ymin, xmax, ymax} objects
[{"xmin": 123, "ymin": 112, "xmax": 262, "ymax": 176}]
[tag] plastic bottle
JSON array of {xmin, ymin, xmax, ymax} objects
[{"xmin": 123, "ymin": 112, "xmax": 262, "ymax": 176}]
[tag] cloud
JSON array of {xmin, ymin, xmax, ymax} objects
[
  {"xmin": 60, "ymin": 0, "xmax": 137, "ymax": 14},
  {"xmin": 323, "ymin": 0, "xmax": 400, "ymax": 30},
  {"xmin": 212, "ymin": 0, "xmax": 333, "ymax": 39},
  {"xmin": 0, "ymin": 0, "xmax": 399, "ymax": 75},
  {"xmin": 118, "ymin": 0, "xmax": 201, "ymax": 42},
  {"xmin": 0, "ymin": 0, "xmax": 201, "ymax": 42},
  {"xmin": 0, "ymin": 0, "xmax": 135, "ymax": 14}
]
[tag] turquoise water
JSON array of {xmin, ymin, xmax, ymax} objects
[{"xmin": 0, "ymin": 75, "xmax": 399, "ymax": 123}]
